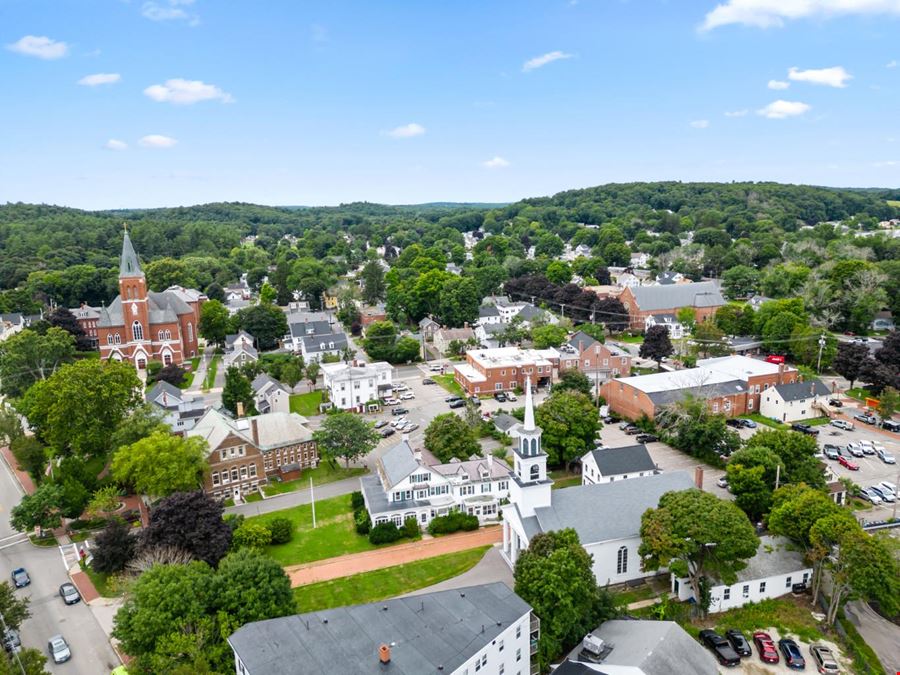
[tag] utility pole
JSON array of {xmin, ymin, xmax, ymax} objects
[
  {"xmin": 893, "ymin": 467, "xmax": 899, "ymax": 522},
  {"xmin": 310, "ymin": 476, "xmax": 317, "ymax": 528},
  {"xmin": 816, "ymin": 333, "xmax": 826, "ymax": 373},
  {"xmin": 775, "ymin": 464, "xmax": 781, "ymax": 491},
  {"xmin": 0, "ymin": 611, "xmax": 25, "ymax": 675}
]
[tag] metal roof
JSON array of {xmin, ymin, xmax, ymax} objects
[
  {"xmin": 629, "ymin": 281, "xmax": 725, "ymax": 311},
  {"xmin": 586, "ymin": 444, "xmax": 656, "ymax": 477}
]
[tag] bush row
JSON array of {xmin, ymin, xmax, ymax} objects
[
  {"xmin": 369, "ymin": 517, "xmax": 420, "ymax": 544},
  {"xmin": 427, "ymin": 510, "xmax": 479, "ymax": 536}
]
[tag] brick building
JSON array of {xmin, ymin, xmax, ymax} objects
[
  {"xmin": 71, "ymin": 303, "xmax": 101, "ymax": 349},
  {"xmin": 619, "ymin": 281, "xmax": 725, "ymax": 331},
  {"xmin": 557, "ymin": 330, "xmax": 632, "ymax": 383},
  {"xmin": 454, "ymin": 346, "xmax": 558, "ymax": 395},
  {"xmin": 188, "ymin": 408, "xmax": 318, "ymax": 501}
]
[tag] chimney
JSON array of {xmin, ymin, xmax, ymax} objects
[
  {"xmin": 487, "ymin": 453, "xmax": 494, "ymax": 471},
  {"xmin": 251, "ymin": 417, "xmax": 259, "ymax": 446},
  {"xmin": 777, "ymin": 363, "xmax": 785, "ymax": 385},
  {"xmin": 379, "ymin": 644, "xmax": 391, "ymax": 664},
  {"xmin": 694, "ymin": 466, "xmax": 704, "ymax": 490},
  {"xmin": 236, "ymin": 401, "xmax": 245, "ymax": 418}
]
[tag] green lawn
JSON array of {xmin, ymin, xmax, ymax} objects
[
  {"xmin": 632, "ymin": 366, "xmax": 658, "ymax": 375},
  {"xmin": 550, "ymin": 470, "xmax": 582, "ymax": 490},
  {"xmin": 614, "ymin": 333, "xmax": 644, "ymax": 344},
  {"xmin": 702, "ymin": 598, "xmax": 825, "ymax": 644},
  {"xmin": 432, "ymin": 373, "xmax": 465, "ymax": 398},
  {"xmin": 289, "ymin": 391, "xmax": 323, "ymax": 417},
  {"xmin": 262, "ymin": 463, "xmax": 367, "ymax": 497},
  {"xmin": 249, "ymin": 493, "xmax": 378, "ymax": 566},
  {"xmin": 244, "ymin": 492, "xmax": 263, "ymax": 503},
  {"xmin": 293, "ymin": 547, "xmax": 491, "ymax": 613},
  {"xmin": 802, "ymin": 416, "xmax": 832, "ymax": 426},
  {"xmin": 82, "ymin": 565, "xmax": 125, "ymax": 598},
  {"xmin": 179, "ymin": 356, "xmax": 202, "ymax": 389},
  {"xmin": 202, "ymin": 354, "xmax": 221, "ymax": 391},
  {"xmin": 846, "ymin": 388, "xmax": 873, "ymax": 402},
  {"xmin": 617, "ymin": 583, "xmax": 661, "ymax": 607},
  {"xmin": 887, "ymin": 200, "xmax": 900, "ymax": 207},
  {"xmin": 29, "ymin": 534, "xmax": 58, "ymax": 547},
  {"xmin": 740, "ymin": 413, "xmax": 790, "ymax": 430}
]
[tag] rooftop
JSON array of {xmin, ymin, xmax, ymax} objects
[
  {"xmin": 376, "ymin": 438, "xmax": 420, "ymax": 488},
  {"xmin": 733, "ymin": 535, "xmax": 811, "ymax": 584},
  {"xmin": 585, "ymin": 444, "xmax": 657, "ymax": 477},
  {"xmin": 188, "ymin": 409, "xmax": 313, "ymax": 452},
  {"xmin": 772, "ymin": 378, "xmax": 830, "ymax": 402},
  {"xmin": 630, "ymin": 281, "xmax": 725, "ymax": 311},
  {"xmin": 698, "ymin": 355, "xmax": 791, "ymax": 380},
  {"xmin": 466, "ymin": 346, "xmax": 557, "ymax": 369}
]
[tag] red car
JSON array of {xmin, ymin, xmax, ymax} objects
[
  {"xmin": 753, "ymin": 631, "xmax": 779, "ymax": 664},
  {"xmin": 838, "ymin": 455, "xmax": 859, "ymax": 471}
]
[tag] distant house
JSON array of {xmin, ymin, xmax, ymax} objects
[
  {"xmin": 223, "ymin": 330, "xmax": 258, "ymax": 367},
  {"xmin": 619, "ymin": 281, "xmax": 726, "ymax": 331},
  {"xmin": 655, "ymin": 270, "xmax": 687, "ymax": 285},
  {"xmin": 445, "ymin": 262, "xmax": 462, "ymax": 275},
  {"xmin": 748, "ymin": 294, "xmax": 774, "ymax": 310},
  {"xmin": 284, "ymin": 319, "xmax": 335, "ymax": 353},
  {"xmin": 321, "ymin": 287, "xmax": 341, "ymax": 310},
  {"xmin": 759, "ymin": 378, "xmax": 831, "ymax": 423},
  {"xmin": 0, "ymin": 313, "xmax": 26, "ymax": 342},
  {"xmin": 629, "ymin": 252, "xmax": 651, "ymax": 268},
  {"xmin": 644, "ymin": 313, "xmax": 685, "ymax": 340},
  {"xmin": 71, "ymin": 303, "xmax": 101, "ymax": 348},
  {"xmin": 418, "ymin": 317, "xmax": 440, "ymax": 340},
  {"xmin": 321, "ymin": 361, "xmax": 393, "ymax": 411},
  {"xmin": 672, "ymin": 536, "xmax": 812, "ymax": 613},
  {"xmin": 478, "ymin": 304, "xmax": 503, "ymax": 325},
  {"xmin": 359, "ymin": 304, "xmax": 387, "ymax": 327},
  {"xmin": 433, "ymin": 325, "xmax": 476, "ymax": 355},
  {"xmin": 251, "ymin": 374, "xmax": 291, "ymax": 414},
  {"xmin": 580, "ymin": 445, "xmax": 658, "ymax": 485},
  {"xmin": 493, "ymin": 412, "xmax": 522, "ymax": 438},
  {"xmin": 145, "ymin": 381, "xmax": 208, "ymax": 433},
  {"xmin": 557, "ymin": 330, "xmax": 632, "ymax": 383},
  {"xmin": 300, "ymin": 331, "xmax": 348, "ymax": 363},
  {"xmin": 474, "ymin": 321, "xmax": 506, "ymax": 348}
]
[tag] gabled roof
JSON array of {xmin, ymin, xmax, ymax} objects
[
  {"xmin": 478, "ymin": 305, "xmax": 500, "ymax": 318},
  {"xmin": 435, "ymin": 326, "xmax": 475, "ymax": 341},
  {"xmin": 567, "ymin": 330, "xmax": 600, "ymax": 351},
  {"xmin": 732, "ymin": 535, "xmax": 810, "ymax": 584},
  {"xmin": 516, "ymin": 304, "xmax": 546, "ymax": 322},
  {"xmin": 430, "ymin": 456, "xmax": 510, "ymax": 481},
  {"xmin": 772, "ymin": 378, "xmax": 830, "ymax": 402},
  {"xmin": 188, "ymin": 409, "xmax": 312, "ymax": 452},
  {"xmin": 586, "ymin": 444, "xmax": 656, "ymax": 476},
  {"xmin": 629, "ymin": 281, "xmax": 725, "ymax": 311},
  {"xmin": 97, "ymin": 289, "xmax": 196, "ymax": 328},
  {"xmin": 493, "ymin": 412, "xmax": 521, "ymax": 432},
  {"xmin": 145, "ymin": 380, "xmax": 183, "ymax": 407},
  {"xmin": 376, "ymin": 439, "xmax": 420, "ymax": 489},
  {"xmin": 288, "ymin": 320, "xmax": 333, "ymax": 339},
  {"xmin": 302, "ymin": 332, "xmax": 348, "ymax": 353},
  {"xmin": 251, "ymin": 373, "xmax": 289, "ymax": 397},
  {"xmin": 418, "ymin": 317, "xmax": 440, "ymax": 328}
]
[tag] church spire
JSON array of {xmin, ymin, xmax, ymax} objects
[
  {"xmin": 119, "ymin": 226, "xmax": 144, "ymax": 279},
  {"xmin": 523, "ymin": 376, "xmax": 535, "ymax": 431}
]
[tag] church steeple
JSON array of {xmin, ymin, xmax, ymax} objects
[
  {"xmin": 119, "ymin": 225, "xmax": 144, "ymax": 279},
  {"xmin": 523, "ymin": 375, "xmax": 536, "ymax": 431},
  {"xmin": 508, "ymin": 375, "xmax": 551, "ymax": 517}
]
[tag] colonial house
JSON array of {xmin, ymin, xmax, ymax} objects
[
  {"xmin": 188, "ymin": 408, "xmax": 318, "ymax": 501},
  {"xmin": 672, "ymin": 536, "xmax": 812, "ymax": 614},
  {"xmin": 360, "ymin": 438, "xmax": 511, "ymax": 527},
  {"xmin": 418, "ymin": 316, "xmax": 440, "ymax": 340},
  {"xmin": 321, "ymin": 360, "xmax": 393, "ymax": 411},
  {"xmin": 478, "ymin": 304, "xmax": 503, "ymax": 325},
  {"xmin": 580, "ymin": 445, "xmax": 658, "ymax": 485},
  {"xmin": 300, "ymin": 331, "xmax": 348, "ymax": 363},
  {"xmin": 96, "ymin": 230, "xmax": 204, "ymax": 368},
  {"xmin": 224, "ymin": 283, "xmax": 251, "ymax": 302},
  {"xmin": 501, "ymin": 379, "xmax": 697, "ymax": 585},
  {"xmin": 557, "ymin": 330, "xmax": 632, "ymax": 384},
  {"xmin": 454, "ymin": 346, "xmax": 558, "ymax": 396},
  {"xmin": 759, "ymin": 378, "xmax": 831, "ymax": 423},
  {"xmin": 223, "ymin": 330, "xmax": 258, "ymax": 367},
  {"xmin": 227, "ymin": 583, "xmax": 538, "ymax": 675},
  {"xmin": 644, "ymin": 313, "xmax": 685, "ymax": 339},
  {"xmin": 619, "ymin": 281, "xmax": 725, "ymax": 331},
  {"xmin": 284, "ymin": 319, "xmax": 335, "ymax": 353},
  {"xmin": 474, "ymin": 321, "xmax": 506, "ymax": 348},
  {"xmin": 433, "ymin": 325, "xmax": 476, "ymax": 355},
  {"xmin": 655, "ymin": 271, "xmax": 688, "ymax": 286},
  {"xmin": 251, "ymin": 374, "xmax": 291, "ymax": 414},
  {"xmin": 493, "ymin": 412, "xmax": 522, "ymax": 438},
  {"xmin": 145, "ymin": 381, "xmax": 208, "ymax": 433},
  {"xmin": 71, "ymin": 303, "xmax": 101, "ymax": 348},
  {"xmin": 629, "ymin": 252, "xmax": 651, "ymax": 268}
]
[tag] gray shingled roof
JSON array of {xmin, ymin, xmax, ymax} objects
[
  {"xmin": 97, "ymin": 290, "xmax": 194, "ymax": 328},
  {"xmin": 493, "ymin": 412, "xmax": 521, "ymax": 432},
  {"xmin": 301, "ymin": 332, "xmax": 348, "ymax": 354},
  {"xmin": 288, "ymin": 320, "xmax": 333, "ymax": 339},
  {"xmin": 119, "ymin": 231, "xmax": 143, "ymax": 278},
  {"xmin": 227, "ymin": 583, "xmax": 532, "ymax": 675},
  {"xmin": 377, "ymin": 439, "xmax": 419, "ymax": 489},
  {"xmin": 478, "ymin": 305, "xmax": 500, "ymax": 318},
  {"xmin": 734, "ymin": 535, "xmax": 810, "ymax": 584},
  {"xmin": 630, "ymin": 282, "xmax": 724, "ymax": 312},
  {"xmin": 773, "ymin": 379, "xmax": 830, "ymax": 402},
  {"xmin": 516, "ymin": 304, "xmax": 546, "ymax": 322},
  {"xmin": 567, "ymin": 330, "xmax": 600, "ymax": 351},
  {"xmin": 647, "ymin": 380, "xmax": 747, "ymax": 408},
  {"xmin": 145, "ymin": 380, "xmax": 183, "ymax": 407},
  {"xmin": 532, "ymin": 471, "xmax": 695, "ymax": 544},
  {"xmin": 587, "ymin": 444, "xmax": 656, "ymax": 477}
]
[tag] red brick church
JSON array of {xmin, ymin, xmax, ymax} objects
[{"xmin": 97, "ymin": 229, "xmax": 204, "ymax": 368}]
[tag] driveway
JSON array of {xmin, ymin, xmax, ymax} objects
[{"xmin": 403, "ymin": 545, "xmax": 512, "ymax": 597}]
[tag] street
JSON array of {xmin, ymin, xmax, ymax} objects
[{"xmin": 0, "ymin": 452, "xmax": 120, "ymax": 675}]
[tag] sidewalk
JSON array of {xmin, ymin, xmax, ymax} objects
[
  {"xmin": 286, "ymin": 526, "xmax": 502, "ymax": 587},
  {"xmin": 225, "ymin": 475, "xmax": 362, "ymax": 517},
  {"xmin": 0, "ymin": 444, "xmax": 35, "ymax": 495}
]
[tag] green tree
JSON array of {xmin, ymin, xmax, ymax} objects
[
  {"xmin": 0, "ymin": 647, "xmax": 48, "ymax": 675},
  {"xmin": 393, "ymin": 336, "xmax": 421, "ymax": 363},
  {"xmin": 832, "ymin": 341, "xmax": 870, "ymax": 390},
  {"xmin": 745, "ymin": 429, "xmax": 825, "ymax": 488},
  {"xmin": 10, "ymin": 483, "xmax": 63, "ymax": 536},
  {"xmin": 762, "ymin": 312, "xmax": 805, "ymax": 353},
  {"xmin": 789, "ymin": 325, "xmax": 836, "ymax": 370},
  {"xmin": 232, "ymin": 522, "xmax": 272, "ymax": 550},
  {"xmin": 714, "ymin": 303, "xmax": 755, "ymax": 336},
  {"xmin": 86, "ymin": 485, "xmax": 123, "ymax": 520},
  {"xmin": 0, "ymin": 402, "xmax": 24, "ymax": 448},
  {"xmin": 639, "ymin": 325, "xmax": 673, "ymax": 368},
  {"xmin": 205, "ymin": 282, "xmax": 226, "ymax": 303},
  {"xmin": 9, "ymin": 436, "xmax": 47, "ymax": 486},
  {"xmin": 109, "ymin": 404, "xmax": 169, "ymax": 453},
  {"xmin": 0, "ymin": 327, "xmax": 76, "ymax": 397},
  {"xmin": 531, "ymin": 324, "xmax": 568, "ymax": 349},
  {"xmin": 514, "ymin": 529, "xmax": 607, "ymax": 669},
  {"xmin": 313, "ymin": 412, "xmax": 381, "ymax": 468},
  {"xmin": 19, "ymin": 359, "xmax": 141, "ymax": 457},
  {"xmin": 553, "ymin": 369, "xmax": 592, "ymax": 396},
  {"xmin": 691, "ymin": 322, "xmax": 730, "ymax": 358},
  {"xmin": 573, "ymin": 323, "xmax": 606, "ymax": 343},
  {"xmin": 535, "ymin": 391, "xmax": 599, "ymax": 467},
  {"xmin": 258, "ymin": 282, "xmax": 277, "ymax": 305},
  {"xmin": 198, "ymin": 299, "xmax": 230, "ymax": 346},
  {"xmin": 545, "ymin": 260, "xmax": 572, "ymax": 285},
  {"xmin": 91, "ymin": 518, "xmax": 138, "ymax": 574},
  {"xmin": 877, "ymin": 386, "xmax": 899, "ymax": 419},
  {"xmin": 213, "ymin": 549, "xmax": 295, "ymax": 626},
  {"xmin": 424, "ymin": 413, "xmax": 481, "ymax": 463},
  {"xmin": 112, "ymin": 431, "xmax": 208, "ymax": 497},
  {"xmin": 725, "ymin": 446, "xmax": 782, "ymax": 520},
  {"xmin": 655, "ymin": 395, "xmax": 741, "ymax": 464},
  {"xmin": 222, "ymin": 366, "xmax": 255, "ymax": 416},
  {"xmin": 361, "ymin": 260, "xmax": 386, "ymax": 305},
  {"xmin": 361, "ymin": 321, "xmax": 398, "ymax": 362},
  {"xmin": 0, "ymin": 580, "xmax": 31, "ymax": 630},
  {"xmin": 281, "ymin": 360, "xmax": 302, "ymax": 391},
  {"xmin": 304, "ymin": 361, "xmax": 320, "ymax": 391},
  {"xmin": 639, "ymin": 489, "xmax": 759, "ymax": 617},
  {"xmin": 233, "ymin": 304, "xmax": 288, "ymax": 350},
  {"xmin": 722, "ymin": 265, "xmax": 760, "ymax": 299},
  {"xmin": 676, "ymin": 306, "xmax": 696, "ymax": 332}
]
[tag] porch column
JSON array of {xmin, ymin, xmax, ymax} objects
[{"xmin": 502, "ymin": 519, "xmax": 509, "ymax": 554}]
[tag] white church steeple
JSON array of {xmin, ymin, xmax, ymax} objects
[{"xmin": 508, "ymin": 376, "xmax": 551, "ymax": 517}]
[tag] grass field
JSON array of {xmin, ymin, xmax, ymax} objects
[
  {"xmin": 250, "ymin": 493, "xmax": 377, "ymax": 566},
  {"xmin": 550, "ymin": 469, "xmax": 581, "ymax": 490},
  {"xmin": 289, "ymin": 391, "xmax": 323, "ymax": 417},
  {"xmin": 262, "ymin": 463, "xmax": 367, "ymax": 497},
  {"xmin": 293, "ymin": 546, "xmax": 491, "ymax": 613},
  {"xmin": 614, "ymin": 334, "xmax": 644, "ymax": 344},
  {"xmin": 887, "ymin": 200, "xmax": 900, "ymax": 207},
  {"xmin": 202, "ymin": 354, "xmax": 221, "ymax": 391},
  {"xmin": 740, "ymin": 413, "xmax": 789, "ymax": 430},
  {"xmin": 433, "ymin": 373, "xmax": 465, "ymax": 398},
  {"xmin": 802, "ymin": 416, "xmax": 832, "ymax": 426},
  {"xmin": 83, "ymin": 565, "xmax": 125, "ymax": 598},
  {"xmin": 180, "ymin": 356, "xmax": 202, "ymax": 389},
  {"xmin": 706, "ymin": 598, "xmax": 825, "ymax": 644}
]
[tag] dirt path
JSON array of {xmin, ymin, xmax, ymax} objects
[{"xmin": 286, "ymin": 526, "xmax": 501, "ymax": 587}]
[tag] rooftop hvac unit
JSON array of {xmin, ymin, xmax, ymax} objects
[{"xmin": 582, "ymin": 634, "xmax": 605, "ymax": 657}]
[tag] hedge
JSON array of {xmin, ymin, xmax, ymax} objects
[{"xmin": 427, "ymin": 511, "xmax": 479, "ymax": 536}]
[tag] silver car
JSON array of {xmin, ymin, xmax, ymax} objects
[
  {"xmin": 877, "ymin": 448, "xmax": 896, "ymax": 464},
  {"xmin": 869, "ymin": 485, "xmax": 895, "ymax": 503},
  {"xmin": 48, "ymin": 635, "xmax": 71, "ymax": 664}
]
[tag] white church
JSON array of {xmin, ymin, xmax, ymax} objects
[{"xmin": 501, "ymin": 378, "xmax": 695, "ymax": 585}]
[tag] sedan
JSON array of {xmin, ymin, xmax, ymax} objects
[
  {"xmin": 404, "ymin": 423, "xmax": 419, "ymax": 432},
  {"xmin": 828, "ymin": 398, "xmax": 843, "ymax": 408},
  {"xmin": 493, "ymin": 392, "xmax": 507, "ymax": 402},
  {"xmin": 373, "ymin": 420, "xmax": 388, "ymax": 429},
  {"xmin": 505, "ymin": 392, "xmax": 518, "ymax": 402},
  {"xmin": 838, "ymin": 455, "xmax": 859, "ymax": 470},
  {"xmin": 791, "ymin": 423, "xmax": 819, "ymax": 436},
  {"xmin": 877, "ymin": 481, "xmax": 897, "ymax": 499},
  {"xmin": 810, "ymin": 644, "xmax": 840, "ymax": 674},
  {"xmin": 716, "ymin": 477, "xmax": 729, "ymax": 489},
  {"xmin": 379, "ymin": 427, "xmax": 395, "ymax": 438},
  {"xmin": 778, "ymin": 638, "xmax": 806, "ymax": 670},
  {"xmin": 855, "ymin": 413, "xmax": 877, "ymax": 425},
  {"xmin": 742, "ymin": 419, "xmax": 758, "ymax": 429},
  {"xmin": 845, "ymin": 443, "xmax": 865, "ymax": 458},
  {"xmin": 699, "ymin": 630, "xmax": 741, "ymax": 667},
  {"xmin": 11, "ymin": 568, "xmax": 30, "ymax": 588},
  {"xmin": 858, "ymin": 488, "xmax": 882, "ymax": 505},
  {"xmin": 399, "ymin": 393, "xmax": 415, "ymax": 400},
  {"xmin": 830, "ymin": 419, "xmax": 853, "ymax": 431},
  {"xmin": 823, "ymin": 445, "xmax": 840, "ymax": 460},
  {"xmin": 392, "ymin": 407, "xmax": 410, "ymax": 416},
  {"xmin": 635, "ymin": 433, "xmax": 658, "ymax": 443},
  {"xmin": 445, "ymin": 395, "xmax": 461, "ymax": 403},
  {"xmin": 725, "ymin": 629, "xmax": 752, "ymax": 658},
  {"xmin": 48, "ymin": 635, "xmax": 71, "ymax": 664},
  {"xmin": 753, "ymin": 632, "xmax": 779, "ymax": 664},
  {"xmin": 448, "ymin": 399, "xmax": 466, "ymax": 409},
  {"xmin": 869, "ymin": 485, "xmax": 894, "ymax": 503},
  {"xmin": 623, "ymin": 425, "xmax": 641, "ymax": 435},
  {"xmin": 422, "ymin": 378, "xmax": 436, "ymax": 385},
  {"xmin": 59, "ymin": 582, "xmax": 81, "ymax": 605}
]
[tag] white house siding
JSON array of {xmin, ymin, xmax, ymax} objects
[
  {"xmin": 450, "ymin": 614, "xmax": 533, "ymax": 675},
  {"xmin": 759, "ymin": 392, "xmax": 826, "ymax": 423},
  {"xmin": 673, "ymin": 568, "xmax": 813, "ymax": 613},
  {"xmin": 585, "ymin": 538, "xmax": 651, "ymax": 586}
]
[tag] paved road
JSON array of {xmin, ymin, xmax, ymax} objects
[
  {"xmin": 225, "ymin": 476, "xmax": 362, "ymax": 517},
  {"xmin": 0, "ymin": 452, "xmax": 120, "ymax": 675},
  {"xmin": 404, "ymin": 546, "xmax": 512, "ymax": 597},
  {"xmin": 844, "ymin": 600, "xmax": 899, "ymax": 673}
]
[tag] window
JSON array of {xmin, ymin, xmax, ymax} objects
[
  {"xmin": 188, "ymin": 323, "xmax": 193, "ymax": 341},
  {"xmin": 231, "ymin": 468, "xmax": 239, "ymax": 482},
  {"xmin": 106, "ymin": 335, "xmax": 113, "ymax": 345},
  {"xmin": 249, "ymin": 464, "xmax": 257, "ymax": 478},
  {"xmin": 158, "ymin": 330, "xmax": 164, "ymax": 340},
  {"xmin": 114, "ymin": 332, "xmax": 121, "ymax": 344},
  {"xmin": 748, "ymin": 399, "xmax": 754, "ymax": 410},
  {"xmin": 240, "ymin": 466, "xmax": 248, "ymax": 479},
  {"xmin": 516, "ymin": 648, "xmax": 522, "ymax": 662},
  {"xmin": 499, "ymin": 640, "xmax": 504, "ymax": 652},
  {"xmin": 132, "ymin": 321, "xmax": 144, "ymax": 341},
  {"xmin": 530, "ymin": 465, "xmax": 539, "ymax": 481},
  {"xmin": 616, "ymin": 546, "xmax": 628, "ymax": 574},
  {"xmin": 212, "ymin": 472, "xmax": 220, "ymax": 486},
  {"xmin": 516, "ymin": 624, "xmax": 521, "ymax": 639},
  {"xmin": 501, "ymin": 370, "xmax": 506, "ymax": 376},
  {"xmin": 220, "ymin": 449, "xmax": 227, "ymax": 461},
  {"xmin": 759, "ymin": 581, "xmax": 766, "ymax": 593},
  {"xmin": 785, "ymin": 576, "xmax": 792, "ymax": 588},
  {"xmin": 742, "ymin": 585, "xmax": 749, "ymax": 598},
  {"xmin": 723, "ymin": 587, "xmax": 730, "ymax": 600},
  {"xmin": 495, "ymin": 383, "xmax": 503, "ymax": 391}
]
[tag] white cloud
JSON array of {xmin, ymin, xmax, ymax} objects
[
  {"xmin": 142, "ymin": 0, "xmax": 198, "ymax": 23},
  {"xmin": 788, "ymin": 65, "xmax": 851, "ymax": 88},
  {"xmin": 144, "ymin": 79, "xmax": 233, "ymax": 105},
  {"xmin": 6, "ymin": 35, "xmax": 68, "ymax": 60},
  {"xmin": 78, "ymin": 73, "xmax": 121, "ymax": 86},
  {"xmin": 385, "ymin": 123, "xmax": 426, "ymax": 139},
  {"xmin": 139, "ymin": 134, "xmax": 178, "ymax": 148},
  {"xmin": 701, "ymin": 0, "xmax": 900, "ymax": 31},
  {"xmin": 724, "ymin": 109, "xmax": 749, "ymax": 117},
  {"xmin": 690, "ymin": 120, "xmax": 710, "ymax": 128},
  {"xmin": 105, "ymin": 139, "xmax": 128, "ymax": 151},
  {"xmin": 874, "ymin": 160, "xmax": 899, "ymax": 167},
  {"xmin": 483, "ymin": 156, "xmax": 510, "ymax": 169},
  {"xmin": 757, "ymin": 99, "xmax": 811, "ymax": 119},
  {"xmin": 887, "ymin": 60, "xmax": 898, "ymax": 68},
  {"xmin": 522, "ymin": 50, "xmax": 573, "ymax": 72},
  {"xmin": 768, "ymin": 79, "xmax": 790, "ymax": 90}
]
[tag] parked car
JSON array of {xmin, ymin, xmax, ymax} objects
[
  {"xmin": 698, "ymin": 630, "xmax": 741, "ymax": 667},
  {"xmin": 394, "ymin": 383, "xmax": 409, "ymax": 392},
  {"xmin": 716, "ymin": 476, "xmax": 729, "ymax": 489},
  {"xmin": 374, "ymin": 420, "xmax": 388, "ymax": 429},
  {"xmin": 635, "ymin": 433, "xmax": 658, "ymax": 443},
  {"xmin": 404, "ymin": 423, "xmax": 419, "ymax": 432},
  {"xmin": 869, "ymin": 485, "xmax": 895, "ymax": 502},
  {"xmin": 59, "ymin": 583, "xmax": 81, "ymax": 605},
  {"xmin": 855, "ymin": 413, "xmax": 877, "ymax": 425},
  {"xmin": 399, "ymin": 393, "xmax": 415, "ymax": 400},
  {"xmin": 380, "ymin": 427, "xmax": 395, "ymax": 438},
  {"xmin": 845, "ymin": 442, "xmax": 865, "ymax": 458},
  {"xmin": 823, "ymin": 446, "xmax": 840, "ymax": 460},
  {"xmin": 445, "ymin": 395, "xmax": 461, "ymax": 403},
  {"xmin": 871, "ymin": 441, "xmax": 886, "ymax": 454},
  {"xmin": 493, "ymin": 392, "xmax": 507, "ymax": 402},
  {"xmin": 383, "ymin": 398, "xmax": 401, "ymax": 406},
  {"xmin": 392, "ymin": 407, "xmax": 409, "ymax": 416},
  {"xmin": 827, "ymin": 398, "xmax": 843, "ymax": 408},
  {"xmin": 467, "ymin": 396, "xmax": 481, "ymax": 407},
  {"xmin": 47, "ymin": 635, "xmax": 71, "ymax": 664},
  {"xmin": 791, "ymin": 423, "xmax": 819, "ymax": 436},
  {"xmin": 742, "ymin": 418, "xmax": 758, "ymax": 428},
  {"xmin": 881, "ymin": 419, "xmax": 900, "ymax": 432},
  {"xmin": 877, "ymin": 481, "xmax": 897, "ymax": 498},
  {"xmin": 505, "ymin": 392, "xmax": 518, "ymax": 402},
  {"xmin": 11, "ymin": 568, "xmax": 29, "ymax": 588},
  {"xmin": 857, "ymin": 488, "xmax": 882, "ymax": 505},
  {"xmin": 449, "ymin": 399, "xmax": 466, "ymax": 409},
  {"xmin": 390, "ymin": 418, "xmax": 407, "ymax": 428},
  {"xmin": 429, "ymin": 364, "xmax": 442, "ymax": 372},
  {"xmin": 2, "ymin": 628, "xmax": 21, "ymax": 654},
  {"xmin": 724, "ymin": 630, "xmax": 752, "ymax": 658},
  {"xmin": 830, "ymin": 419, "xmax": 853, "ymax": 431},
  {"xmin": 837, "ymin": 455, "xmax": 859, "ymax": 471},
  {"xmin": 809, "ymin": 644, "xmax": 840, "ymax": 674},
  {"xmin": 778, "ymin": 638, "xmax": 806, "ymax": 670},
  {"xmin": 618, "ymin": 421, "xmax": 633, "ymax": 431},
  {"xmin": 422, "ymin": 378, "xmax": 436, "ymax": 385},
  {"xmin": 726, "ymin": 418, "xmax": 743, "ymax": 428},
  {"xmin": 753, "ymin": 632, "xmax": 779, "ymax": 664},
  {"xmin": 623, "ymin": 425, "xmax": 640, "ymax": 435}
]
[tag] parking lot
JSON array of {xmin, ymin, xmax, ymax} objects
[{"xmin": 714, "ymin": 628, "xmax": 849, "ymax": 675}]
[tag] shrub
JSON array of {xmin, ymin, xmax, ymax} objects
[
  {"xmin": 368, "ymin": 522, "xmax": 403, "ymax": 545},
  {"xmin": 232, "ymin": 522, "xmax": 272, "ymax": 550},
  {"xmin": 91, "ymin": 518, "xmax": 137, "ymax": 574},
  {"xmin": 223, "ymin": 513, "xmax": 245, "ymax": 532},
  {"xmin": 402, "ymin": 516, "xmax": 420, "ymax": 539},
  {"xmin": 354, "ymin": 508, "xmax": 371, "ymax": 535},
  {"xmin": 427, "ymin": 511, "xmax": 479, "ymax": 536},
  {"xmin": 267, "ymin": 517, "xmax": 293, "ymax": 544},
  {"xmin": 350, "ymin": 491, "xmax": 365, "ymax": 510},
  {"xmin": 68, "ymin": 517, "xmax": 108, "ymax": 531}
]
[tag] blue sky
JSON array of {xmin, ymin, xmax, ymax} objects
[{"xmin": 1, "ymin": 0, "xmax": 899, "ymax": 209}]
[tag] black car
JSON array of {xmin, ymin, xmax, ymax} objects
[
  {"xmin": 449, "ymin": 399, "xmax": 466, "ymax": 409},
  {"xmin": 11, "ymin": 568, "xmax": 29, "ymax": 588},
  {"xmin": 699, "ymin": 630, "xmax": 741, "ymax": 667},
  {"xmin": 422, "ymin": 378, "xmax": 436, "ymax": 385},
  {"xmin": 379, "ymin": 427, "xmax": 396, "ymax": 438},
  {"xmin": 468, "ymin": 396, "xmax": 482, "ymax": 407},
  {"xmin": 493, "ymin": 392, "xmax": 507, "ymax": 402},
  {"xmin": 827, "ymin": 398, "xmax": 843, "ymax": 408},
  {"xmin": 724, "ymin": 629, "xmax": 752, "ymax": 658},
  {"xmin": 791, "ymin": 423, "xmax": 819, "ymax": 436},
  {"xmin": 445, "ymin": 395, "xmax": 461, "ymax": 403},
  {"xmin": 882, "ymin": 419, "xmax": 900, "ymax": 432},
  {"xmin": 392, "ymin": 407, "xmax": 409, "ymax": 416},
  {"xmin": 778, "ymin": 638, "xmax": 806, "ymax": 670},
  {"xmin": 635, "ymin": 433, "xmax": 658, "ymax": 443},
  {"xmin": 726, "ymin": 418, "xmax": 743, "ymax": 428}
]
